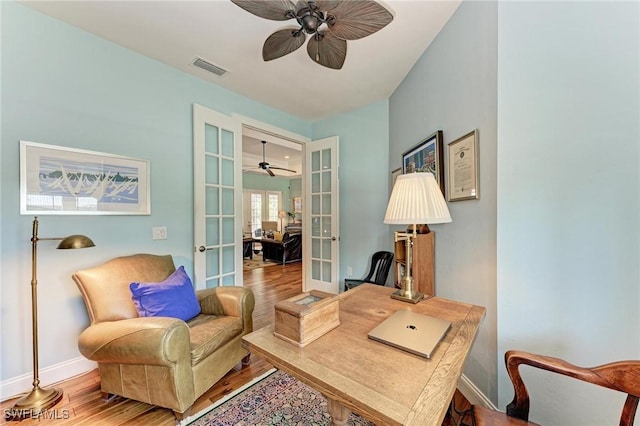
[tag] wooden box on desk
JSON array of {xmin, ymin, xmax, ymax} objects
[{"xmin": 274, "ymin": 290, "xmax": 340, "ymax": 347}]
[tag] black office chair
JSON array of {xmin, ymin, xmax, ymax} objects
[{"xmin": 345, "ymin": 251, "xmax": 394, "ymax": 290}]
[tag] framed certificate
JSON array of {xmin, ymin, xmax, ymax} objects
[{"xmin": 447, "ymin": 130, "xmax": 479, "ymax": 201}]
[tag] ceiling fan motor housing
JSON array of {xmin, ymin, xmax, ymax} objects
[{"xmin": 296, "ymin": 4, "xmax": 327, "ymax": 34}]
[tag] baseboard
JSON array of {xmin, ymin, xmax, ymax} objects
[
  {"xmin": 457, "ymin": 374, "xmax": 498, "ymax": 410},
  {"xmin": 1, "ymin": 357, "xmax": 97, "ymax": 401}
]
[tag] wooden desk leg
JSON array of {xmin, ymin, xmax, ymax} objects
[{"xmin": 327, "ymin": 398, "xmax": 350, "ymax": 426}]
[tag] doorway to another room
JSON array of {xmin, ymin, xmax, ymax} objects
[
  {"xmin": 193, "ymin": 106, "xmax": 339, "ymax": 293},
  {"xmin": 242, "ymin": 129, "xmax": 303, "ymax": 276}
]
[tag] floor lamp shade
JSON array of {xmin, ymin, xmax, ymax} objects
[
  {"xmin": 8, "ymin": 217, "xmax": 95, "ymax": 420},
  {"xmin": 384, "ymin": 173, "xmax": 451, "ymax": 303}
]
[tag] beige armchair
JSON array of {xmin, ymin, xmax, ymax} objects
[{"xmin": 72, "ymin": 253, "xmax": 255, "ymax": 419}]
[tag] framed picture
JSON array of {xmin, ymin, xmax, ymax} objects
[
  {"xmin": 390, "ymin": 167, "xmax": 402, "ymax": 194},
  {"xmin": 20, "ymin": 140, "xmax": 151, "ymax": 215},
  {"xmin": 293, "ymin": 196, "xmax": 302, "ymax": 213},
  {"xmin": 402, "ymin": 130, "xmax": 444, "ymax": 193},
  {"xmin": 447, "ymin": 130, "xmax": 479, "ymax": 201}
]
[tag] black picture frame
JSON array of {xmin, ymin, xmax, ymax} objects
[{"xmin": 401, "ymin": 130, "xmax": 444, "ymax": 193}]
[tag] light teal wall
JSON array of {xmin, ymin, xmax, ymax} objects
[
  {"xmin": 312, "ymin": 100, "xmax": 390, "ymax": 289},
  {"xmin": 242, "ymin": 173, "xmax": 291, "ymax": 194},
  {"xmin": 289, "ymin": 177, "xmax": 302, "ymax": 222},
  {"xmin": 389, "ymin": 0, "xmax": 498, "ymax": 402},
  {"xmin": 497, "ymin": 2, "xmax": 639, "ymax": 424},
  {"xmin": 289, "ymin": 177, "xmax": 302, "ymax": 199},
  {"xmin": 0, "ymin": 2, "xmax": 311, "ymax": 381}
]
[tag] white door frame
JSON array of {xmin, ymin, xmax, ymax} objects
[{"xmin": 233, "ymin": 113, "xmax": 310, "ymax": 278}]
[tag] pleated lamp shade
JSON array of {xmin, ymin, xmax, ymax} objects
[{"xmin": 384, "ymin": 172, "xmax": 452, "ymax": 225}]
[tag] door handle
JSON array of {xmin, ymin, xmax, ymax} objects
[
  {"xmin": 198, "ymin": 245, "xmax": 207, "ymax": 252},
  {"xmin": 331, "ymin": 236, "xmax": 337, "ymax": 241}
]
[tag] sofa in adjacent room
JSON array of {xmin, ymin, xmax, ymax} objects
[{"xmin": 260, "ymin": 232, "xmax": 302, "ymax": 264}]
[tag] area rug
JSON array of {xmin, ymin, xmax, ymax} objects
[
  {"xmin": 183, "ymin": 369, "xmax": 374, "ymax": 426},
  {"xmin": 243, "ymin": 252, "xmax": 280, "ymax": 271}
]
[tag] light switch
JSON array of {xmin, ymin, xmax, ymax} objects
[{"xmin": 152, "ymin": 227, "xmax": 167, "ymax": 240}]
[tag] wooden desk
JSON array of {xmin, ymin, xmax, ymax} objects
[{"xmin": 243, "ymin": 284, "xmax": 486, "ymax": 426}]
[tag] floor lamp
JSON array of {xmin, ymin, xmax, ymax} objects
[
  {"xmin": 10, "ymin": 217, "xmax": 95, "ymax": 419},
  {"xmin": 384, "ymin": 172, "xmax": 451, "ymax": 303}
]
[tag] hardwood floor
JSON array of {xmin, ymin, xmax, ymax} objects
[{"xmin": 1, "ymin": 261, "xmax": 471, "ymax": 425}]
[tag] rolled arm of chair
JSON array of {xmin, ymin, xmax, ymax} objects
[
  {"xmin": 197, "ymin": 287, "xmax": 255, "ymax": 332},
  {"xmin": 78, "ymin": 317, "xmax": 191, "ymax": 366}
]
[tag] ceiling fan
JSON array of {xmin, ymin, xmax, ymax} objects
[
  {"xmin": 231, "ymin": 0, "xmax": 394, "ymax": 70},
  {"xmin": 255, "ymin": 140, "xmax": 297, "ymax": 177}
]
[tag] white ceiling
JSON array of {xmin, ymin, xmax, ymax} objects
[{"xmin": 20, "ymin": 0, "xmax": 461, "ymax": 174}]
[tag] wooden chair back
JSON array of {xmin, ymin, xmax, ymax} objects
[{"xmin": 473, "ymin": 350, "xmax": 640, "ymax": 425}]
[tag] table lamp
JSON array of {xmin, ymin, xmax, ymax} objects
[
  {"xmin": 384, "ymin": 172, "xmax": 451, "ymax": 303},
  {"xmin": 10, "ymin": 217, "xmax": 95, "ymax": 420}
]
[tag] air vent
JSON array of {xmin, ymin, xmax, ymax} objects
[{"xmin": 193, "ymin": 57, "xmax": 227, "ymax": 76}]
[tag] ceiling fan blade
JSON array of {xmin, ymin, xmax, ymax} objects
[
  {"xmin": 265, "ymin": 167, "xmax": 275, "ymax": 177},
  {"xmin": 307, "ymin": 31, "xmax": 346, "ymax": 69},
  {"xmin": 269, "ymin": 166, "xmax": 297, "ymax": 173},
  {"xmin": 231, "ymin": 0, "xmax": 297, "ymax": 21},
  {"xmin": 327, "ymin": 0, "xmax": 393, "ymax": 41},
  {"xmin": 312, "ymin": 0, "xmax": 340, "ymax": 11},
  {"xmin": 263, "ymin": 28, "xmax": 306, "ymax": 61}
]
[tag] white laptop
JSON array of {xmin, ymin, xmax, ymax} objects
[{"xmin": 367, "ymin": 309, "xmax": 451, "ymax": 359}]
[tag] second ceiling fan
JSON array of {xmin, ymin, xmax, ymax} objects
[{"xmin": 257, "ymin": 140, "xmax": 296, "ymax": 177}]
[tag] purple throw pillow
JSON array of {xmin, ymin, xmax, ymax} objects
[{"xmin": 129, "ymin": 266, "xmax": 201, "ymax": 321}]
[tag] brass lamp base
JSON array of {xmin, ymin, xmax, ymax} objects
[
  {"xmin": 8, "ymin": 386, "xmax": 63, "ymax": 419},
  {"xmin": 391, "ymin": 234, "xmax": 425, "ymax": 304},
  {"xmin": 391, "ymin": 288, "xmax": 425, "ymax": 304}
]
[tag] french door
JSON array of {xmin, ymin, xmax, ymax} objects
[
  {"xmin": 242, "ymin": 190, "xmax": 283, "ymax": 235},
  {"xmin": 193, "ymin": 104, "xmax": 242, "ymax": 289},
  {"xmin": 303, "ymin": 136, "xmax": 340, "ymax": 294},
  {"xmin": 193, "ymin": 108, "xmax": 339, "ymax": 292}
]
